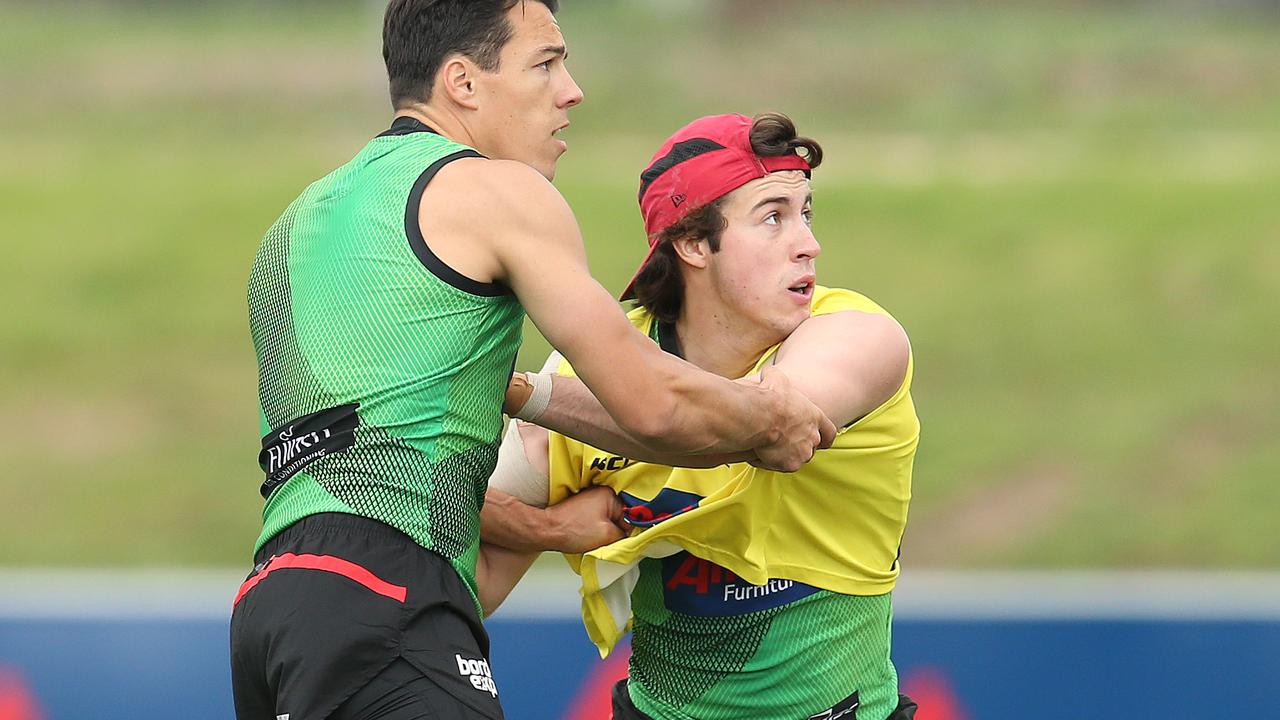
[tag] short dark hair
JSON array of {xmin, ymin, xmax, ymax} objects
[
  {"xmin": 382, "ymin": 0, "xmax": 559, "ymax": 109},
  {"xmin": 629, "ymin": 112, "xmax": 823, "ymax": 324}
]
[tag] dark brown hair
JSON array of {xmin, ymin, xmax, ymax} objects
[
  {"xmin": 383, "ymin": 0, "xmax": 559, "ymax": 109},
  {"xmin": 629, "ymin": 112, "xmax": 824, "ymax": 324},
  {"xmin": 629, "ymin": 199, "xmax": 728, "ymax": 324},
  {"xmin": 749, "ymin": 111, "xmax": 823, "ymax": 170}
]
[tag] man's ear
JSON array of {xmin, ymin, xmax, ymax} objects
[
  {"xmin": 670, "ymin": 235, "xmax": 711, "ymax": 270},
  {"xmin": 438, "ymin": 55, "xmax": 480, "ymax": 110}
]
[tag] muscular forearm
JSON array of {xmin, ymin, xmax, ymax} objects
[
  {"xmin": 537, "ymin": 374, "xmax": 756, "ymax": 467},
  {"xmin": 481, "ymin": 488, "xmax": 563, "ymax": 552},
  {"xmin": 482, "ymin": 486, "xmax": 628, "ymax": 554},
  {"xmin": 574, "ymin": 335, "xmax": 786, "ymax": 455}
]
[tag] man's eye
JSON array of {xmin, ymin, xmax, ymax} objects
[
  {"xmin": 802, "ymin": 209, "xmax": 814, "ymax": 225},
  {"xmin": 537, "ymin": 60, "xmax": 553, "ymax": 70},
  {"xmin": 764, "ymin": 212, "xmax": 780, "ymax": 225}
]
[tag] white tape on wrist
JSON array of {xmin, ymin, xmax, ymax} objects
[{"xmin": 513, "ymin": 371, "xmax": 552, "ymax": 422}]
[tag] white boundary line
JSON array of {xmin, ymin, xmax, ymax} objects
[{"xmin": 2, "ymin": 568, "xmax": 1279, "ymax": 621}]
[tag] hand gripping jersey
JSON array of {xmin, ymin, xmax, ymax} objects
[
  {"xmin": 547, "ymin": 286, "xmax": 919, "ymax": 720},
  {"xmin": 247, "ymin": 118, "xmax": 524, "ymax": 608}
]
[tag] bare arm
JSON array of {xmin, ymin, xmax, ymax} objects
[
  {"xmin": 514, "ymin": 373, "xmax": 758, "ymax": 468},
  {"xmin": 506, "ymin": 310, "xmax": 908, "ymax": 466},
  {"xmin": 474, "ymin": 541, "xmax": 540, "ymax": 618},
  {"xmin": 770, "ymin": 310, "xmax": 911, "ymax": 428},
  {"xmin": 481, "ymin": 483, "xmax": 626, "ymax": 553},
  {"xmin": 476, "ymin": 485, "xmax": 624, "ymax": 616},
  {"xmin": 426, "ymin": 159, "xmax": 833, "ymax": 471},
  {"xmin": 476, "ymin": 418, "xmax": 627, "ymax": 616}
]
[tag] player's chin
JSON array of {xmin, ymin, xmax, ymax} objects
[
  {"xmin": 531, "ymin": 157, "xmax": 558, "ymax": 181},
  {"xmin": 539, "ymin": 148, "xmax": 566, "ymax": 178},
  {"xmin": 781, "ymin": 307, "xmax": 810, "ymax": 333}
]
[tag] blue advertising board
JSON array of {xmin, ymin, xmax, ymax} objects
[{"xmin": 2, "ymin": 570, "xmax": 1277, "ymax": 719}]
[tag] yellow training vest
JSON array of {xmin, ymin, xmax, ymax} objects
[{"xmin": 547, "ymin": 286, "xmax": 919, "ymax": 655}]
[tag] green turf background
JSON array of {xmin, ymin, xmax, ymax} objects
[{"xmin": 1, "ymin": 1, "xmax": 1276, "ymax": 567}]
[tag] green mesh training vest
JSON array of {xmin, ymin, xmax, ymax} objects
[
  {"xmin": 247, "ymin": 117, "xmax": 524, "ymax": 604},
  {"xmin": 627, "ymin": 561, "xmax": 899, "ymax": 720}
]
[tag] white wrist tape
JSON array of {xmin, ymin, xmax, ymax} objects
[{"xmin": 512, "ymin": 371, "xmax": 552, "ymax": 422}]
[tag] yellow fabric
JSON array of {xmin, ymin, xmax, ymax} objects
[{"xmin": 547, "ymin": 286, "xmax": 919, "ymax": 656}]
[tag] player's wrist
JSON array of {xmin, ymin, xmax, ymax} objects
[
  {"xmin": 509, "ymin": 372, "xmax": 553, "ymax": 422},
  {"xmin": 504, "ymin": 373, "xmax": 534, "ymax": 416},
  {"xmin": 753, "ymin": 379, "xmax": 786, "ymax": 447},
  {"xmin": 541, "ymin": 504, "xmax": 573, "ymax": 552}
]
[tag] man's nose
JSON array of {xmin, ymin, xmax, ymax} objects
[
  {"xmin": 794, "ymin": 224, "xmax": 820, "ymax": 261},
  {"xmin": 560, "ymin": 71, "xmax": 584, "ymax": 108}
]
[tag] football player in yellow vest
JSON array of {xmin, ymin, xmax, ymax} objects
[{"xmin": 479, "ymin": 112, "xmax": 920, "ymax": 720}]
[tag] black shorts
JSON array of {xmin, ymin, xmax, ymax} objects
[
  {"xmin": 610, "ymin": 679, "xmax": 918, "ymax": 720},
  {"xmin": 230, "ymin": 513, "xmax": 504, "ymax": 720}
]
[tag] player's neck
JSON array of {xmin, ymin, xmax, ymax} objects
[
  {"xmin": 393, "ymin": 104, "xmax": 477, "ymax": 150},
  {"xmin": 674, "ymin": 307, "xmax": 775, "ymax": 380}
]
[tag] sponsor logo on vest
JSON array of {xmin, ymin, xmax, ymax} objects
[
  {"xmin": 257, "ymin": 403, "xmax": 360, "ymax": 498},
  {"xmin": 456, "ymin": 654, "xmax": 498, "ymax": 697},
  {"xmin": 661, "ymin": 554, "xmax": 821, "ymax": 616},
  {"xmin": 589, "ymin": 455, "xmax": 635, "ymax": 472},
  {"xmin": 667, "ymin": 555, "xmax": 738, "ymax": 593},
  {"xmin": 265, "ymin": 426, "xmax": 333, "ymax": 475},
  {"xmin": 723, "ymin": 578, "xmax": 796, "ymax": 602}
]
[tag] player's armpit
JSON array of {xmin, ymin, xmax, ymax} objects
[{"xmin": 770, "ymin": 310, "xmax": 910, "ymax": 429}]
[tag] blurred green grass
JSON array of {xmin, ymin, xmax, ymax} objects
[{"xmin": 1, "ymin": 1, "xmax": 1277, "ymax": 566}]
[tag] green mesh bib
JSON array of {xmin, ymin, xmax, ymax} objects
[
  {"xmin": 247, "ymin": 120, "xmax": 524, "ymax": 605},
  {"xmin": 628, "ymin": 558, "xmax": 900, "ymax": 720}
]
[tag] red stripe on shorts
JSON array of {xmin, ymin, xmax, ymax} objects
[{"xmin": 233, "ymin": 552, "xmax": 408, "ymax": 606}]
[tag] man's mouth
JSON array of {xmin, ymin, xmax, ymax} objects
[{"xmin": 788, "ymin": 276, "xmax": 815, "ymax": 297}]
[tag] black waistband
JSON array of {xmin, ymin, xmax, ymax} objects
[{"xmin": 256, "ymin": 513, "xmax": 416, "ymax": 563}]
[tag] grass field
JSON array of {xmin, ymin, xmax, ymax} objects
[{"xmin": 1, "ymin": 1, "xmax": 1277, "ymax": 567}]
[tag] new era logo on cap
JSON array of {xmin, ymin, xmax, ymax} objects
[{"xmin": 671, "ymin": 193, "xmax": 686, "ymax": 207}]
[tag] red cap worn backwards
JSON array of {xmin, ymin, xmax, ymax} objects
[{"xmin": 620, "ymin": 113, "xmax": 812, "ymax": 301}]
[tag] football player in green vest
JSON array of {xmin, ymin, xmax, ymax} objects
[{"xmin": 231, "ymin": 2, "xmax": 835, "ymax": 719}]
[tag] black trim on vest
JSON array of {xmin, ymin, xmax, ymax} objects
[
  {"xmin": 404, "ymin": 149, "xmax": 511, "ymax": 297},
  {"xmin": 638, "ymin": 138, "xmax": 726, "ymax": 199},
  {"xmin": 379, "ymin": 116, "xmax": 439, "ymax": 137}
]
